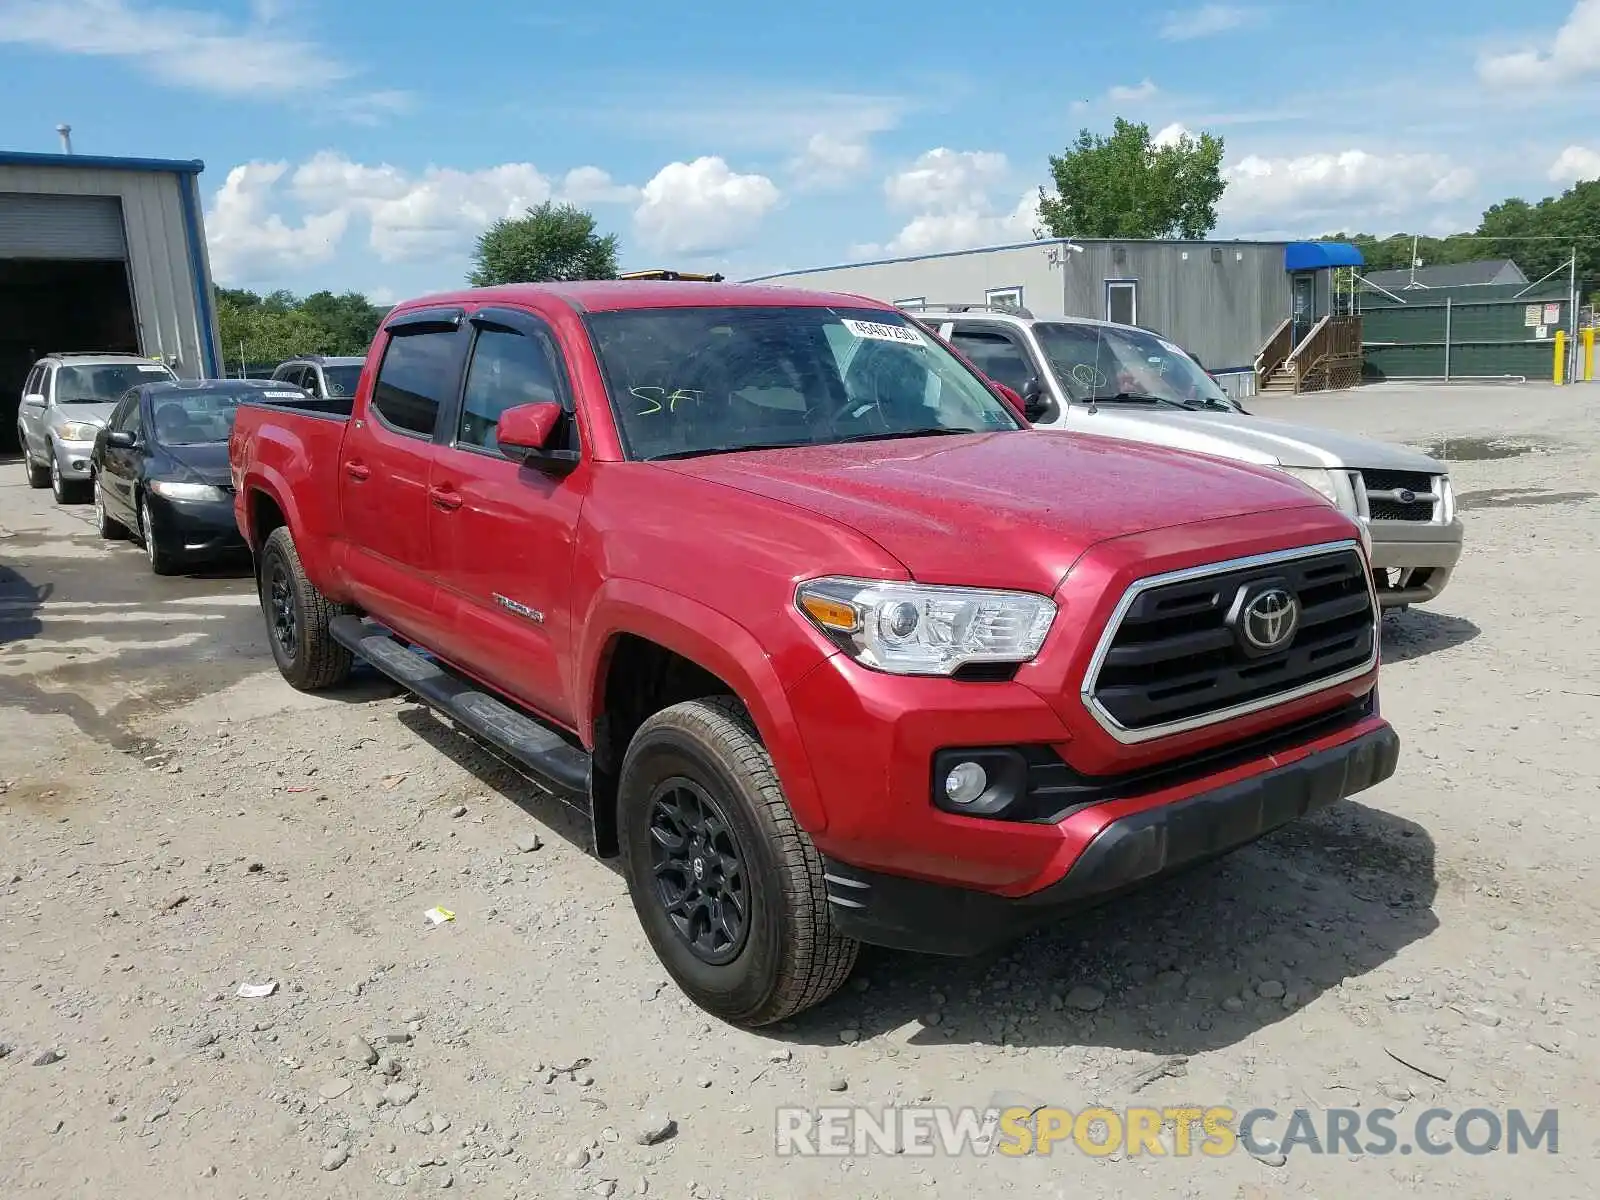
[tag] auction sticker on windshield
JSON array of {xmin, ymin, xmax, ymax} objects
[
  {"xmin": 138, "ymin": 365, "xmax": 170, "ymax": 373},
  {"xmin": 842, "ymin": 319, "xmax": 925, "ymax": 347}
]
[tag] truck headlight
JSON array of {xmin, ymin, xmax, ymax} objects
[
  {"xmin": 1277, "ymin": 466, "xmax": 1359, "ymax": 517},
  {"xmin": 149, "ymin": 480, "xmax": 228, "ymax": 502},
  {"xmin": 1439, "ymin": 475, "xmax": 1455, "ymax": 523},
  {"xmin": 58, "ymin": 421, "xmax": 102, "ymax": 441},
  {"xmin": 796, "ymin": 577, "xmax": 1056, "ymax": 676}
]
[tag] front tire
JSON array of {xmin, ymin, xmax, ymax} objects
[
  {"xmin": 48, "ymin": 450, "xmax": 84, "ymax": 504},
  {"xmin": 258, "ymin": 526, "xmax": 353, "ymax": 692},
  {"xmin": 618, "ymin": 697, "xmax": 858, "ymax": 1027},
  {"xmin": 139, "ymin": 495, "xmax": 179, "ymax": 576},
  {"xmin": 94, "ymin": 474, "xmax": 128, "ymax": 540}
]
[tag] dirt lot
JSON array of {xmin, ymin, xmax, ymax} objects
[{"xmin": 2, "ymin": 382, "xmax": 1598, "ymax": 1200}]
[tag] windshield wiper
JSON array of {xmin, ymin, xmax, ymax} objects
[
  {"xmin": 646, "ymin": 439, "xmax": 813, "ymax": 461},
  {"xmin": 1089, "ymin": 391, "xmax": 1193, "ymax": 411},
  {"xmin": 831, "ymin": 428, "xmax": 982, "ymax": 444}
]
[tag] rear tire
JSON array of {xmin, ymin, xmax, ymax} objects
[
  {"xmin": 618, "ymin": 697, "xmax": 858, "ymax": 1027},
  {"xmin": 22, "ymin": 437, "xmax": 48, "ymax": 488},
  {"xmin": 258, "ymin": 525, "xmax": 353, "ymax": 692}
]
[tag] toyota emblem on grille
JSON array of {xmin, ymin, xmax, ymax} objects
[
  {"xmin": 1397, "ymin": 488, "xmax": 1416, "ymax": 503},
  {"xmin": 1227, "ymin": 582, "xmax": 1301, "ymax": 655}
]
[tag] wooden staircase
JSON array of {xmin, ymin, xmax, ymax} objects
[{"xmin": 1254, "ymin": 316, "xmax": 1363, "ymax": 395}]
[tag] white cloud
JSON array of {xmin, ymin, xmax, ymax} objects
[
  {"xmin": 788, "ymin": 134, "xmax": 871, "ymax": 189},
  {"xmin": 560, "ymin": 166, "xmax": 641, "ymax": 206},
  {"xmin": 1158, "ymin": 4, "xmax": 1262, "ymax": 39},
  {"xmin": 884, "ymin": 149, "xmax": 1009, "ymax": 213},
  {"xmin": 588, "ymin": 87, "xmax": 906, "ymax": 154},
  {"xmin": 1220, "ymin": 149, "xmax": 1477, "ymax": 228},
  {"xmin": 1107, "ymin": 79, "xmax": 1160, "ymax": 103},
  {"xmin": 207, "ymin": 152, "xmax": 643, "ymax": 281},
  {"xmin": 877, "ymin": 192, "xmax": 1042, "ymax": 256},
  {"xmin": 0, "ymin": 0, "xmax": 406, "ymax": 116},
  {"xmin": 1479, "ymin": 0, "xmax": 1600, "ymax": 87},
  {"xmin": 632, "ymin": 157, "xmax": 781, "ymax": 255},
  {"xmin": 863, "ymin": 149, "xmax": 1038, "ymax": 257},
  {"xmin": 1153, "ymin": 122, "xmax": 1193, "ymax": 147},
  {"xmin": 205, "ymin": 162, "xmax": 348, "ymax": 281},
  {"xmin": 1549, "ymin": 144, "xmax": 1600, "ymax": 182}
]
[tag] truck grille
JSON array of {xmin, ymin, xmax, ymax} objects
[
  {"xmin": 1082, "ymin": 543, "xmax": 1377, "ymax": 742},
  {"xmin": 1359, "ymin": 469, "xmax": 1439, "ymax": 522}
]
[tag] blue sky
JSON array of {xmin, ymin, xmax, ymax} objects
[{"xmin": 2, "ymin": 0, "xmax": 1596, "ymax": 302}]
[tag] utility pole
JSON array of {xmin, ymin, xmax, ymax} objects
[{"xmin": 1570, "ymin": 247, "xmax": 1579, "ymax": 383}]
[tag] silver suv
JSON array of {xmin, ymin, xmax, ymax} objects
[
  {"xmin": 269, "ymin": 355, "xmax": 364, "ymax": 403},
  {"xmin": 17, "ymin": 353, "xmax": 177, "ymax": 503},
  {"xmin": 909, "ymin": 303, "xmax": 1464, "ymax": 609}
]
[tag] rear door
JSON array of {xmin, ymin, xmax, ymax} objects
[
  {"xmin": 19, "ymin": 364, "xmax": 49, "ymax": 456},
  {"xmin": 426, "ymin": 307, "xmax": 585, "ymax": 725},
  {"xmin": 337, "ymin": 308, "xmax": 468, "ymax": 645}
]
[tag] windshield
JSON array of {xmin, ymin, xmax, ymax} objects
[
  {"xmin": 587, "ymin": 306, "xmax": 1022, "ymax": 461},
  {"xmin": 150, "ymin": 390, "xmax": 248, "ymax": 445},
  {"xmin": 1033, "ymin": 323, "xmax": 1238, "ymax": 411},
  {"xmin": 322, "ymin": 365, "xmax": 362, "ymax": 397},
  {"xmin": 57, "ymin": 362, "xmax": 174, "ymax": 404}
]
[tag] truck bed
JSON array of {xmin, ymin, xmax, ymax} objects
[{"xmin": 229, "ymin": 397, "xmax": 352, "ymax": 581}]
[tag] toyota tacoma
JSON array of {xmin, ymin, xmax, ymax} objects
[{"xmin": 229, "ymin": 281, "xmax": 1400, "ymax": 1027}]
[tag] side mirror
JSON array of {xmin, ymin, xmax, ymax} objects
[
  {"xmin": 990, "ymin": 382, "xmax": 1029, "ymax": 425},
  {"xmin": 106, "ymin": 430, "xmax": 138, "ymax": 449},
  {"xmin": 495, "ymin": 402, "xmax": 579, "ymax": 471},
  {"xmin": 1020, "ymin": 376, "xmax": 1049, "ymax": 420},
  {"xmin": 21, "ymin": 392, "xmax": 45, "ymax": 409}
]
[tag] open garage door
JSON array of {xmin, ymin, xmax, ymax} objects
[{"xmin": 1, "ymin": 192, "xmax": 139, "ymax": 450}]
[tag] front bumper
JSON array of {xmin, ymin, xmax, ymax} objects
[
  {"xmin": 821, "ymin": 720, "xmax": 1400, "ymax": 956},
  {"xmin": 146, "ymin": 491, "xmax": 246, "ymax": 558},
  {"xmin": 51, "ymin": 437, "xmax": 98, "ymax": 481},
  {"xmin": 1367, "ymin": 518, "xmax": 1463, "ymax": 607}
]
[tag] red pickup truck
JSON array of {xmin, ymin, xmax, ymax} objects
[{"xmin": 229, "ymin": 281, "xmax": 1398, "ymax": 1027}]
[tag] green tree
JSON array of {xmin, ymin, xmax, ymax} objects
[
  {"xmin": 216, "ymin": 297, "xmax": 335, "ymax": 368},
  {"xmin": 468, "ymin": 201, "xmax": 619, "ymax": 286},
  {"xmin": 1037, "ymin": 118, "xmax": 1227, "ymax": 240},
  {"xmin": 299, "ymin": 290, "xmax": 386, "ymax": 355}
]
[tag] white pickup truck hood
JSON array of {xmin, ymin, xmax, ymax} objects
[{"xmin": 1062, "ymin": 405, "xmax": 1445, "ymax": 475}]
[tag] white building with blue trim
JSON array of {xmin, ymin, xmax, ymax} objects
[{"xmin": 1, "ymin": 149, "xmax": 222, "ymax": 444}]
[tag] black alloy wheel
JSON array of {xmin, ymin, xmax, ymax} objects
[{"xmin": 647, "ymin": 777, "xmax": 750, "ymax": 965}]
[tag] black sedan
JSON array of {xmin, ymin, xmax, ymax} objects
[{"xmin": 91, "ymin": 378, "xmax": 306, "ymax": 575}]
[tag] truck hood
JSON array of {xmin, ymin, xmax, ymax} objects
[
  {"xmin": 53, "ymin": 402, "xmax": 115, "ymax": 428},
  {"xmin": 1065, "ymin": 405, "xmax": 1446, "ymax": 474},
  {"xmin": 662, "ymin": 430, "xmax": 1335, "ymax": 593}
]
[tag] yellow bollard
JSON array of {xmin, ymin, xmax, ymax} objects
[
  {"xmin": 1585, "ymin": 327, "xmax": 1596, "ymax": 382},
  {"xmin": 1554, "ymin": 329, "xmax": 1566, "ymax": 384}
]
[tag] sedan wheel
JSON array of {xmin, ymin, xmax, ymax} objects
[{"xmin": 140, "ymin": 496, "xmax": 178, "ymax": 576}]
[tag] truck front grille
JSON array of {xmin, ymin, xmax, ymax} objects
[
  {"xmin": 1359, "ymin": 469, "xmax": 1440, "ymax": 522},
  {"xmin": 1082, "ymin": 543, "xmax": 1377, "ymax": 743}
]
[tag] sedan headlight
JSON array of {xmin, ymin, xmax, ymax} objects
[
  {"xmin": 796, "ymin": 576, "xmax": 1056, "ymax": 676},
  {"xmin": 57, "ymin": 421, "xmax": 103, "ymax": 441},
  {"xmin": 1276, "ymin": 466, "xmax": 1360, "ymax": 517},
  {"xmin": 149, "ymin": 480, "xmax": 228, "ymax": 502}
]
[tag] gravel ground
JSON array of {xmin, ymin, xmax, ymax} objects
[{"xmin": 2, "ymin": 382, "xmax": 1599, "ymax": 1199}]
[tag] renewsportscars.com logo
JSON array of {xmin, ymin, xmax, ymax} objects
[{"xmin": 775, "ymin": 1105, "xmax": 1560, "ymax": 1159}]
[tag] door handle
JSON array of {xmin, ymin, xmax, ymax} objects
[
  {"xmin": 429, "ymin": 485, "xmax": 463, "ymax": 511},
  {"xmin": 343, "ymin": 461, "xmax": 370, "ymax": 481}
]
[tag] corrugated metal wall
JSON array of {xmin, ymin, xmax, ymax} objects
[
  {"xmin": 0, "ymin": 164, "xmax": 216, "ymax": 378},
  {"xmin": 749, "ymin": 240, "xmax": 1293, "ymax": 373}
]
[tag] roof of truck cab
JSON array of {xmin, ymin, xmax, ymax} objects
[{"xmin": 391, "ymin": 280, "xmax": 892, "ymax": 315}]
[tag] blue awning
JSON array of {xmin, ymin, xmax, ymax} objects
[{"xmin": 1285, "ymin": 241, "xmax": 1364, "ymax": 271}]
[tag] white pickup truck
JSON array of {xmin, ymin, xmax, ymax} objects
[{"xmin": 911, "ymin": 305, "xmax": 1462, "ymax": 610}]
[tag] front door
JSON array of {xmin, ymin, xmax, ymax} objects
[
  {"xmin": 18, "ymin": 364, "xmax": 49, "ymax": 458},
  {"xmin": 1291, "ymin": 272, "xmax": 1317, "ymax": 347},
  {"xmin": 337, "ymin": 310, "xmax": 467, "ymax": 645},
  {"xmin": 427, "ymin": 308, "xmax": 585, "ymax": 727},
  {"xmin": 97, "ymin": 390, "xmax": 144, "ymax": 526}
]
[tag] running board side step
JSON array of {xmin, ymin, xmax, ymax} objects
[{"xmin": 330, "ymin": 615, "xmax": 592, "ymax": 805}]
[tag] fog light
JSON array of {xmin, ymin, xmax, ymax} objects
[{"xmin": 944, "ymin": 761, "xmax": 988, "ymax": 806}]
